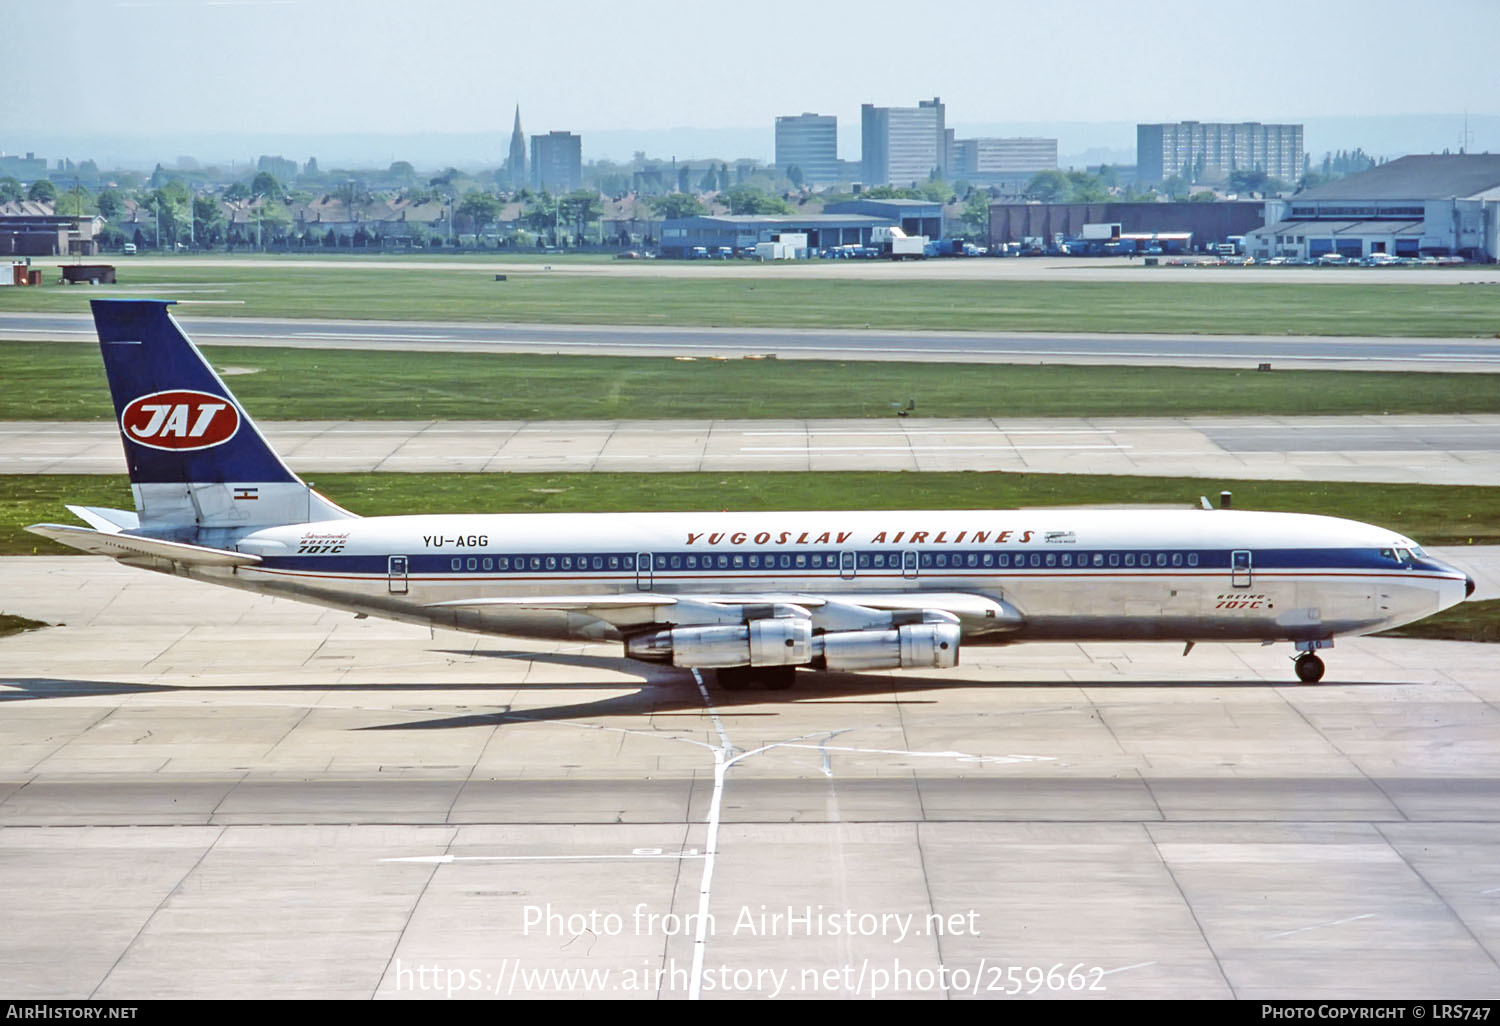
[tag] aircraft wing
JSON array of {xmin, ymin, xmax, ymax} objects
[
  {"xmin": 26, "ymin": 523, "xmax": 262, "ymax": 568},
  {"xmin": 428, "ymin": 595, "xmax": 677, "ymax": 610},
  {"xmin": 430, "ymin": 591, "xmax": 1022, "ymax": 635}
]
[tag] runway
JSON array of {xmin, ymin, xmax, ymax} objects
[
  {"xmin": 2, "ymin": 556, "xmax": 1500, "ymax": 999},
  {"xmin": 29, "ymin": 253, "xmax": 1500, "ymax": 285},
  {"xmin": 7, "ymin": 414, "xmax": 1500, "ymax": 484},
  {"xmin": 4, "ymin": 312, "xmax": 1500, "ymax": 372}
]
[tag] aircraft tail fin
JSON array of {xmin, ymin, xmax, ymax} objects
[{"xmin": 90, "ymin": 299, "xmax": 354, "ymax": 533}]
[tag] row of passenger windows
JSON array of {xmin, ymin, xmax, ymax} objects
[
  {"xmin": 922, "ymin": 550, "xmax": 1200, "ymax": 569},
  {"xmin": 449, "ymin": 553, "xmax": 639, "ymax": 572},
  {"xmin": 444, "ymin": 550, "xmax": 1204, "ymax": 572}
]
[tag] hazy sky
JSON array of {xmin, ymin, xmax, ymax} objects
[{"xmin": 3, "ymin": 0, "xmax": 1498, "ymax": 156}]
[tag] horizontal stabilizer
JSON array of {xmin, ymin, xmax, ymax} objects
[
  {"xmin": 26, "ymin": 523, "xmax": 261, "ymax": 567},
  {"xmin": 65, "ymin": 505, "xmax": 140, "ymax": 533}
]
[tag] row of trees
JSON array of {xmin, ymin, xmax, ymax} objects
[
  {"xmin": 1020, "ymin": 165, "xmax": 1306, "ymax": 205},
  {"xmin": 4, "ymin": 144, "xmax": 1391, "ymax": 254},
  {"xmin": 0, "ymin": 177, "xmax": 60, "ymax": 204}
]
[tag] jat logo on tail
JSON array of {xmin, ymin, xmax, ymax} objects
[{"xmin": 121, "ymin": 390, "xmax": 241, "ymax": 451}]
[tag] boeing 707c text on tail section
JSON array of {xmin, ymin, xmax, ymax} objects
[{"xmin": 26, "ymin": 300, "xmax": 1475, "ymax": 687}]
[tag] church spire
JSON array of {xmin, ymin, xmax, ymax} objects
[{"xmin": 508, "ymin": 105, "xmax": 527, "ymax": 189}]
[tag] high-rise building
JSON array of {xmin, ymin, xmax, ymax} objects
[
  {"xmin": 1137, "ymin": 121, "xmax": 1304, "ymax": 185},
  {"xmin": 861, "ymin": 97, "xmax": 946, "ymax": 186},
  {"xmin": 774, "ymin": 113, "xmax": 839, "ymax": 185},
  {"xmin": 507, "ymin": 106, "xmax": 527, "ymax": 188},
  {"xmin": 531, "ymin": 131, "xmax": 582, "ymax": 193},
  {"xmin": 951, "ymin": 137, "xmax": 1058, "ymax": 176}
]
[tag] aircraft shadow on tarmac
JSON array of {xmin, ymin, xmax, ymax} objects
[
  {"xmin": 1, "ymin": 654, "xmax": 1412, "ymax": 727},
  {"xmin": 356, "ymin": 667, "xmax": 1412, "ymax": 730}
]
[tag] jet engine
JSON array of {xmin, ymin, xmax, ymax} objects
[
  {"xmin": 626, "ymin": 617, "xmax": 813, "ymax": 668},
  {"xmin": 814, "ymin": 622, "xmax": 960, "ymax": 671}
]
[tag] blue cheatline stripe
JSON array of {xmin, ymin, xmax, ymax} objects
[{"xmin": 254, "ymin": 547, "xmax": 1442, "ymax": 578}]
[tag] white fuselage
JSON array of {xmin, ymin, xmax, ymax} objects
[{"xmin": 189, "ymin": 507, "xmax": 1469, "ymax": 651}]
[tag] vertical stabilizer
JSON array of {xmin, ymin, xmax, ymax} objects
[{"xmin": 92, "ymin": 299, "xmax": 354, "ymax": 532}]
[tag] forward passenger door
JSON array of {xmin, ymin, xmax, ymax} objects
[{"xmin": 1231, "ymin": 550, "xmax": 1253, "ymax": 589}]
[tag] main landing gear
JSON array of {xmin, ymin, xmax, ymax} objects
[
  {"xmin": 716, "ymin": 665, "xmax": 797, "ymax": 691},
  {"xmin": 1294, "ymin": 652, "xmax": 1326, "ymax": 684},
  {"xmin": 1292, "ymin": 640, "xmax": 1333, "ymax": 684}
]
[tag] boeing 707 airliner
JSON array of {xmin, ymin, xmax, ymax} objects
[{"xmin": 26, "ymin": 300, "xmax": 1475, "ymax": 687}]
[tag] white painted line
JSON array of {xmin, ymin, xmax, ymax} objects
[
  {"xmin": 741, "ymin": 444, "xmax": 1132, "ymax": 453},
  {"xmin": 1265, "ymin": 913, "xmax": 1375, "ymax": 939},
  {"xmin": 689, "ymin": 667, "xmax": 730, "ymax": 1003},
  {"xmin": 1100, "ymin": 960, "xmax": 1159, "ymax": 976},
  {"xmin": 380, "ymin": 852, "xmax": 704, "ymax": 864},
  {"xmin": 775, "ymin": 743, "xmax": 1054, "ymax": 766},
  {"xmin": 292, "ymin": 332, "xmax": 449, "ymax": 341},
  {"xmin": 740, "ymin": 429, "xmax": 1118, "ymax": 437},
  {"xmin": 183, "ymin": 334, "xmax": 1500, "ymax": 364}
]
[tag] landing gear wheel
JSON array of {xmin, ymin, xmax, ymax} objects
[
  {"xmin": 1295, "ymin": 653, "xmax": 1326, "ymax": 684},
  {"xmin": 716, "ymin": 666, "xmax": 753, "ymax": 691},
  {"xmin": 715, "ymin": 666, "xmax": 797, "ymax": 691},
  {"xmin": 761, "ymin": 666, "xmax": 796, "ymax": 691}
]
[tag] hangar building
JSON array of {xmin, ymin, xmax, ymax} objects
[
  {"xmin": 1244, "ymin": 154, "xmax": 1500, "ymax": 262},
  {"xmin": 658, "ymin": 213, "xmax": 898, "ymax": 258},
  {"xmin": 0, "ymin": 202, "xmax": 104, "ymax": 256},
  {"xmin": 987, "ymin": 201, "xmax": 1264, "ymax": 249},
  {"xmin": 823, "ymin": 198, "xmax": 943, "ymax": 240}
]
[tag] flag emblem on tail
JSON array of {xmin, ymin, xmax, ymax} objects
[{"xmin": 120, "ymin": 389, "xmax": 241, "ymax": 451}]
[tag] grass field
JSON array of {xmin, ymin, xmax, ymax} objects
[
  {"xmin": 4, "ymin": 261, "xmax": 1499, "ymax": 336},
  {"xmin": 8, "ymin": 471, "xmax": 1498, "ymax": 556},
  {"xmin": 0, "ymin": 613, "xmax": 48, "ymax": 638},
  {"xmin": 6, "ymin": 340, "xmax": 1500, "ymax": 421},
  {"xmin": 1377, "ymin": 599, "xmax": 1500, "ymax": 643}
]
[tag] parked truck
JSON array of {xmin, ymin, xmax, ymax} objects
[{"xmin": 871, "ymin": 225, "xmax": 928, "ymax": 260}]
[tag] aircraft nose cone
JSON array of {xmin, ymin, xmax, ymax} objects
[{"xmin": 1467, "ymin": 575, "xmax": 1477, "ymax": 598}]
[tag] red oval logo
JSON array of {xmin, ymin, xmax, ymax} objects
[{"xmin": 121, "ymin": 390, "xmax": 241, "ymax": 451}]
